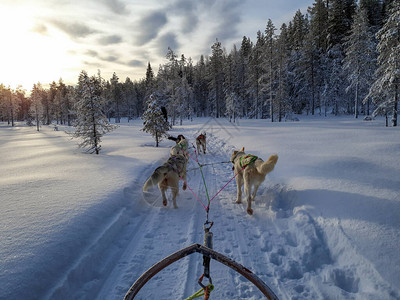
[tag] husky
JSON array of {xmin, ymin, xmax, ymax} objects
[
  {"xmin": 143, "ymin": 154, "xmax": 188, "ymax": 208},
  {"xmin": 196, "ymin": 133, "xmax": 206, "ymax": 154},
  {"xmin": 230, "ymin": 147, "xmax": 278, "ymax": 215},
  {"xmin": 169, "ymin": 135, "xmax": 189, "ymax": 159},
  {"xmin": 168, "ymin": 134, "xmax": 186, "ymax": 145}
]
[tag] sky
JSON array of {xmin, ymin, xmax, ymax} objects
[{"xmin": 0, "ymin": 0, "xmax": 312, "ymax": 92}]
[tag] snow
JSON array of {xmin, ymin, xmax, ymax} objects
[{"xmin": 1, "ymin": 116, "xmax": 399, "ymax": 300}]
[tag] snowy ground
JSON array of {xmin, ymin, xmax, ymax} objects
[{"xmin": 1, "ymin": 116, "xmax": 399, "ymax": 300}]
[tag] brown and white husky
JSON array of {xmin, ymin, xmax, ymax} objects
[
  {"xmin": 196, "ymin": 133, "xmax": 206, "ymax": 154},
  {"xmin": 230, "ymin": 147, "xmax": 278, "ymax": 215}
]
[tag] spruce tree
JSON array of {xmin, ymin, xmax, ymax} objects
[
  {"xmin": 29, "ymin": 83, "xmax": 45, "ymax": 131},
  {"xmin": 261, "ymin": 19, "xmax": 277, "ymax": 121},
  {"xmin": 368, "ymin": 0, "xmax": 400, "ymax": 126},
  {"xmin": 142, "ymin": 94, "xmax": 170, "ymax": 147},
  {"xmin": 72, "ymin": 70, "xmax": 117, "ymax": 154},
  {"xmin": 343, "ymin": 6, "xmax": 377, "ymax": 118},
  {"xmin": 209, "ymin": 39, "xmax": 225, "ymax": 118}
]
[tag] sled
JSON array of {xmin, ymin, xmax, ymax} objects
[{"xmin": 124, "ymin": 223, "xmax": 278, "ymax": 300}]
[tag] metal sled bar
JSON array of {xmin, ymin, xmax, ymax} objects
[{"xmin": 124, "ymin": 243, "xmax": 278, "ymax": 300}]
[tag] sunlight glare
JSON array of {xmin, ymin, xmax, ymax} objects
[{"xmin": 0, "ymin": 5, "xmax": 79, "ymax": 91}]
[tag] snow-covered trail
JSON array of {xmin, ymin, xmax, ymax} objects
[
  {"xmin": 20, "ymin": 118, "xmax": 399, "ymax": 300},
  {"xmin": 110, "ymin": 131, "xmax": 397, "ymax": 299},
  {"xmin": 45, "ymin": 124, "xmax": 396, "ymax": 300}
]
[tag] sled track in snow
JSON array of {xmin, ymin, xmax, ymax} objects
[{"xmin": 48, "ymin": 131, "xmax": 400, "ymax": 299}]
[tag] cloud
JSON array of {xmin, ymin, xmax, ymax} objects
[
  {"xmin": 168, "ymin": 0, "xmax": 199, "ymax": 34},
  {"xmin": 97, "ymin": 34, "xmax": 123, "ymax": 45},
  {"xmin": 100, "ymin": 55, "xmax": 118, "ymax": 62},
  {"xmin": 50, "ymin": 20, "xmax": 99, "ymax": 39},
  {"xmin": 103, "ymin": 0, "xmax": 129, "ymax": 15},
  {"xmin": 127, "ymin": 60, "xmax": 144, "ymax": 67},
  {"xmin": 83, "ymin": 60, "xmax": 102, "ymax": 68},
  {"xmin": 31, "ymin": 23, "xmax": 48, "ymax": 35},
  {"xmin": 85, "ymin": 50, "xmax": 99, "ymax": 57},
  {"xmin": 204, "ymin": 0, "xmax": 243, "ymax": 48},
  {"xmin": 156, "ymin": 32, "xmax": 179, "ymax": 56},
  {"xmin": 136, "ymin": 11, "xmax": 168, "ymax": 45}
]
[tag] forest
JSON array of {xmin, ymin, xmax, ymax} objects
[{"xmin": 0, "ymin": 0, "xmax": 399, "ymax": 128}]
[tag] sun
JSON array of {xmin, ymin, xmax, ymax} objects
[{"xmin": 0, "ymin": 4, "xmax": 80, "ymax": 91}]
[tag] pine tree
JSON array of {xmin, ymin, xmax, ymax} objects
[
  {"xmin": 276, "ymin": 23, "xmax": 290, "ymax": 121},
  {"xmin": 224, "ymin": 45, "xmax": 242, "ymax": 121},
  {"xmin": 261, "ymin": 19, "xmax": 277, "ymax": 121},
  {"xmin": 248, "ymin": 31, "xmax": 264, "ymax": 118},
  {"xmin": 122, "ymin": 77, "xmax": 138, "ymax": 121},
  {"xmin": 110, "ymin": 72, "xmax": 122, "ymax": 123},
  {"xmin": 343, "ymin": 6, "xmax": 377, "ymax": 118},
  {"xmin": 0, "ymin": 87, "xmax": 20, "ymax": 126},
  {"xmin": 193, "ymin": 55, "xmax": 208, "ymax": 116},
  {"xmin": 360, "ymin": 0, "xmax": 383, "ymax": 29},
  {"xmin": 72, "ymin": 70, "xmax": 117, "ymax": 154},
  {"xmin": 142, "ymin": 94, "xmax": 170, "ymax": 147},
  {"xmin": 29, "ymin": 83, "xmax": 45, "ymax": 131},
  {"xmin": 209, "ymin": 39, "xmax": 225, "ymax": 118},
  {"xmin": 367, "ymin": 0, "xmax": 400, "ymax": 126}
]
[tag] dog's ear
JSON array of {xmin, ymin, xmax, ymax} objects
[
  {"xmin": 240, "ymin": 147, "xmax": 245, "ymax": 152},
  {"xmin": 233, "ymin": 150, "xmax": 238, "ymax": 155}
]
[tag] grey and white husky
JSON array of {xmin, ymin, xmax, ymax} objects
[{"xmin": 143, "ymin": 154, "xmax": 188, "ymax": 208}]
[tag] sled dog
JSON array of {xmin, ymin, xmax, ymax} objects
[
  {"xmin": 143, "ymin": 154, "xmax": 188, "ymax": 208},
  {"xmin": 196, "ymin": 133, "xmax": 206, "ymax": 154},
  {"xmin": 230, "ymin": 147, "xmax": 278, "ymax": 215},
  {"xmin": 168, "ymin": 134, "xmax": 186, "ymax": 144},
  {"xmin": 169, "ymin": 135, "xmax": 189, "ymax": 159}
]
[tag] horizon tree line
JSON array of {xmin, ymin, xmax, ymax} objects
[{"xmin": 0, "ymin": 0, "xmax": 399, "ymax": 128}]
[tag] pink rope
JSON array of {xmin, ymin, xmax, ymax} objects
[
  {"xmin": 207, "ymin": 165, "xmax": 246, "ymax": 210},
  {"xmin": 179, "ymin": 175, "xmax": 207, "ymax": 210},
  {"xmin": 176, "ymin": 141, "xmax": 246, "ymax": 212}
]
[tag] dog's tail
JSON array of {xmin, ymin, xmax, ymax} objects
[
  {"xmin": 257, "ymin": 154, "xmax": 278, "ymax": 175},
  {"xmin": 143, "ymin": 166, "xmax": 169, "ymax": 192}
]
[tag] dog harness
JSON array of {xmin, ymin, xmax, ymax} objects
[
  {"xmin": 178, "ymin": 140, "xmax": 188, "ymax": 151},
  {"xmin": 239, "ymin": 155, "xmax": 258, "ymax": 168}
]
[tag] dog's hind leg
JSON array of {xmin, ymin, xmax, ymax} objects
[
  {"xmin": 159, "ymin": 180, "xmax": 168, "ymax": 206},
  {"xmin": 251, "ymin": 183, "xmax": 261, "ymax": 202},
  {"xmin": 244, "ymin": 174, "xmax": 254, "ymax": 215},
  {"xmin": 235, "ymin": 175, "xmax": 243, "ymax": 204},
  {"xmin": 161, "ymin": 189, "xmax": 168, "ymax": 206},
  {"xmin": 171, "ymin": 187, "xmax": 179, "ymax": 208},
  {"xmin": 246, "ymin": 183, "xmax": 261, "ymax": 215}
]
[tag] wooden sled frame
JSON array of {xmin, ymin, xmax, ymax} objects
[{"xmin": 124, "ymin": 243, "xmax": 278, "ymax": 300}]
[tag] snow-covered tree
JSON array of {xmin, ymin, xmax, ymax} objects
[
  {"xmin": 276, "ymin": 23, "xmax": 290, "ymax": 121},
  {"xmin": 0, "ymin": 86, "xmax": 20, "ymax": 126},
  {"xmin": 343, "ymin": 6, "xmax": 377, "ymax": 118},
  {"xmin": 261, "ymin": 19, "xmax": 277, "ymax": 121},
  {"xmin": 110, "ymin": 72, "xmax": 122, "ymax": 123},
  {"xmin": 248, "ymin": 31, "xmax": 264, "ymax": 118},
  {"xmin": 142, "ymin": 95, "xmax": 170, "ymax": 147},
  {"xmin": 72, "ymin": 70, "xmax": 117, "ymax": 154},
  {"xmin": 367, "ymin": 0, "xmax": 400, "ymax": 126},
  {"xmin": 122, "ymin": 77, "xmax": 138, "ymax": 121},
  {"xmin": 209, "ymin": 39, "xmax": 225, "ymax": 118},
  {"xmin": 29, "ymin": 83, "xmax": 45, "ymax": 131}
]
